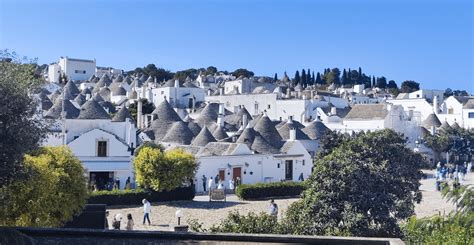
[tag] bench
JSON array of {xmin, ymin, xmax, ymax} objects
[{"xmin": 209, "ymin": 189, "xmax": 226, "ymax": 202}]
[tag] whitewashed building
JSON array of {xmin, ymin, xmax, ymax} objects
[{"xmin": 48, "ymin": 56, "xmax": 96, "ymax": 83}]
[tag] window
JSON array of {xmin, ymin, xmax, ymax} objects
[
  {"xmin": 448, "ymin": 108, "xmax": 454, "ymax": 114},
  {"xmin": 97, "ymin": 141, "xmax": 107, "ymax": 157},
  {"xmin": 469, "ymin": 112, "xmax": 474, "ymax": 119},
  {"xmin": 302, "ymin": 160, "xmax": 305, "ymax": 166},
  {"xmin": 74, "ymin": 70, "xmax": 86, "ymax": 74},
  {"xmin": 161, "ymin": 91, "xmax": 164, "ymax": 95}
]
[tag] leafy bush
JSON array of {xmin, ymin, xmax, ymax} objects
[
  {"xmin": 403, "ymin": 214, "xmax": 474, "ymax": 244},
  {"xmin": 235, "ymin": 181, "xmax": 305, "ymax": 200},
  {"xmin": 88, "ymin": 186, "xmax": 195, "ymax": 206},
  {"xmin": 134, "ymin": 147, "xmax": 197, "ymax": 191},
  {"xmin": 0, "ymin": 146, "xmax": 88, "ymax": 227},
  {"xmin": 188, "ymin": 211, "xmax": 281, "ymax": 234}
]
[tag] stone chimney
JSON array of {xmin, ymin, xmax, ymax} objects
[
  {"xmin": 433, "ymin": 95, "xmax": 438, "ymax": 114},
  {"xmin": 174, "ymin": 79, "xmax": 180, "ymax": 88},
  {"xmin": 289, "ymin": 128, "xmax": 296, "ymax": 141},
  {"xmin": 331, "ymin": 106, "xmax": 337, "ymax": 116},
  {"xmin": 219, "ymin": 87, "xmax": 224, "ymax": 95},
  {"xmin": 218, "ymin": 103, "xmax": 225, "ymax": 115},
  {"xmin": 85, "ymin": 93, "xmax": 91, "ymax": 100},
  {"xmin": 137, "ymin": 99, "xmax": 143, "ymax": 129}
]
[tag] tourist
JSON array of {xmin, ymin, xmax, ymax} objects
[
  {"xmin": 142, "ymin": 199, "xmax": 151, "ymax": 225},
  {"xmin": 202, "ymin": 175, "xmax": 207, "ymax": 192},
  {"xmin": 468, "ymin": 162, "xmax": 472, "ymax": 172},
  {"xmin": 298, "ymin": 173, "xmax": 304, "ymax": 181},
  {"xmin": 268, "ymin": 199, "xmax": 278, "ymax": 217},
  {"xmin": 214, "ymin": 174, "xmax": 219, "ymax": 185},
  {"xmin": 217, "ymin": 180, "xmax": 224, "ymax": 190},
  {"xmin": 208, "ymin": 176, "xmax": 214, "ymax": 191},
  {"xmin": 105, "ymin": 211, "xmax": 109, "ymax": 230},
  {"xmin": 229, "ymin": 179, "xmax": 235, "ymax": 191},
  {"xmin": 236, "ymin": 177, "xmax": 241, "ymax": 186},
  {"xmin": 125, "ymin": 213, "xmax": 134, "ymax": 230},
  {"xmin": 112, "ymin": 213, "xmax": 122, "ymax": 230},
  {"xmin": 125, "ymin": 177, "xmax": 131, "ymax": 190}
]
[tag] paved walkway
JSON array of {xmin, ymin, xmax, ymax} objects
[{"xmin": 107, "ymin": 169, "xmax": 473, "ymax": 231}]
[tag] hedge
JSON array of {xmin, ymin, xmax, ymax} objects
[
  {"xmin": 235, "ymin": 181, "xmax": 306, "ymax": 200},
  {"xmin": 87, "ymin": 186, "xmax": 195, "ymax": 206}
]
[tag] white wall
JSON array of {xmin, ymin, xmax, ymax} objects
[
  {"xmin": 151, "ymin": 87, "xmax": 205, "ymax": 109},
  {"xmin": 59, "ymin": 57, "xmax": 96, "ymax": 81}
]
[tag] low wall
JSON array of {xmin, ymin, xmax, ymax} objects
[{"xmin": 1, "ymin": 227, "xmax": 404, "ymax": 245}]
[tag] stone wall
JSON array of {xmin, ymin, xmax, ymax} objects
[{"xmin": 1, "ymin": 227, "xmax": 404, "ymax": 245}]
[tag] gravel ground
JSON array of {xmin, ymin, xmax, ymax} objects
[{"xmin": 107, "ymin": 169, "xmax": 473, "ymax": 231}]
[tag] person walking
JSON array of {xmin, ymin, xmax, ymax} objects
[
  {"xmin": 202, "ymin": 175, "xmax": 207, "ymax": 192},
  {"xmin": 208, "ymin": 176, "xmax": 214, "ymax": 192},
  {"xmin": 142, "ymin": 199, "xmax": 151, "ymax": 225},
  {"xmin": 126, "ymin": 213, "xmax": 134, "ymax": 230},
  {"xmin": 268, "ymin": 199, "xmax": 278, "ymax": 217},
  {"xmin": 214, "ymin": 174, "xmax": 219, "ymax": 185},
  {"xmin": 228, "ymin": 179, "xmax": 234, "ymax": 192}
]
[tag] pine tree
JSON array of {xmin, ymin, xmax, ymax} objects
[
  {"xmin": 307, "ymin": 69, "xmax": 311, "ymax": 86},
  {"xmin": 294, "ymin": 70, "xmax": 301, "ymax": 86},
  {"xmin": 301, "ymin": 69, "xmax": 307, "ymax": 87},
  {"xmin": 316, "ymin": 72, "xmax": 322, "ymax": 85}
]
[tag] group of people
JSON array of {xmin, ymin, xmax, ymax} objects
[
  {"xmin": 105, "ymin": 198, "xmax": 151, "ymax": 230},
  {"xmin": 201, "ymin": 174, "xmax": 241, "ymax": 193},
  {"xmin": 92, "ymin": 176, "xmax": 133, "ymax": 192},
  {"xmin": 435, "ymin": 162, "xmax": 471, "ymax": 191}
]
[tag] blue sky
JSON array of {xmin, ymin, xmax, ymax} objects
[{"xmin": 1, "ymin": 0, "xmax": 473, "ymax": 92}]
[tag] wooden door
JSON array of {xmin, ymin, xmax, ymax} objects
[
  {"xmin": 233, "ymin": 167, "xmax": 242, "ymax": 183},
  {"xmin": 285, "ymin": 160, "xmax": 293, "ymax": 180},
  {"xmin": 219, "ymin": 170, "xmax": 225, "ymax": 182}
]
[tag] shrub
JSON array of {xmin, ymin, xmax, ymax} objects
[
  {"xmin": 87, "ymin": 186, "xmax": 195, "ymax": 206},
  {"xmin": 235, "ymin": 181, "xmax": 305, "ymax": 200},
  {"xmin": 0, "ymin": 146, "xmax": 88, "ymax": 227}
]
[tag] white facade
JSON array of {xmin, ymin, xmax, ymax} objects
[
  {"xmin": 43, "ymin": 118, "xmax": 137, "ymax": 189},
  {"xmin": 48, "ymin": 56, "xmax": 96, "ymax": 83},
  {"xmin": 150, "ymin": 83, "xmax": 205, "ymax": 109},
  {"xmin": 437, "ymin": 96, "xmax": 474, "ymax": 129},
  {"xmin": 190, "ymin": 141, "xmax": 312, "ymax": 192}
]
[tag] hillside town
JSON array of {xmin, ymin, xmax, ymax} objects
[{"xmin": 37, "ymin": 56, "xmax": 474, "ymax": 193}]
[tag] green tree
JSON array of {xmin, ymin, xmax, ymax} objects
[
  {"xmin": 274, "ymin": 73, "xmax": 278, "ymax": 82},
  {"xmin": 400, "ymin": 80, "xmax": 420, "ymax": 93},
  {"xmin": 293, "ymin": 70, "xmax": 300, "ymax": 85},
  {"xmin": 0, "ymin": 50, "xmax": 47, "ymax": 187},
  {"xmin": 324, "ymin": 68, "xmax": 340, "ymax": 85},
  {"xmin": 206, "ymin": 66, "xmax": 217, "ymax": 75},
  {"xmin": 134, "ymin": 147, "xmax": 197, "ymax": 191},
  {"xmin": 128, "ymin": 99, "xmax": 155, "ymax": 123},
  {"xmin": 285, "ymin": 130, "xmax": 424, "ymax": 237},
  {"xmin": 0, "ymin": 146, "xmax": 88, "ymax": 227},
  {"xmin": 315, "ymin": 72, "xmax": 322, "ymax": 85},
  {"xmin": 376, "ymin": 76, "xmax": 387, "ymax": 88},
  {"xmin": 301, "ymin": 69, "xmax": 307, "ymax": 87},
  {"xmin": 387, "ymin": 80, "xmax": 398, "ymax": 89},
  {"xmin": 232, "ymin": 68, "xmax": 254, "ymax": 78}
]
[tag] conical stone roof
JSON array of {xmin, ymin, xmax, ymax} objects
[
  {"xmin": 152, "ymin": 100, "xmax": 181, "ymax": 122},
  {"xmin": 212, "ymin": 126, "xmax": 228, "ymax": 140},
  {"xmin": 98, "ymin": 87, "xmax": 111, "ymax": 101},
  {"xmin": 251, "ymin": 134, "xmax": 280, "ymax": 154},
  {"xmin": 45, "ymin": 99, "xmax": 80, "ymax": 119},
  {"xmin": 77, "ymin": 99, "xmax": 110, "ymax": 119},
  {"xmin": 301, "ymin": 119, "xmax": 330, "ymax": 140},
  {"xmin": 62, "ymin": 81, "xmax": 80, "ymax": 100},
  {"xmin": 451, "ymin": 122, "xmax": 461, "ymax": 130},
  {"xmin": 253, "ymin": 115, "xmax": 282, "ymax": 147},
  {"xmin": 196, "ymin": 103, "xmax": 220, "ymax": 127},
  {"xmin": 112, "ymin": 107, "xmax": 133, "ymax": 122},
  {"xmin": 191, "ymin": 127, "xmax": 217, "ymax": 146},
  {"xmin": 187, "ymin": 121, "xmax": 202, "ymax": 136},
  {"xmin": 236, "ymin": 127, "xmax": 256, "ymax": 145},
  {"xmin": 74, "ymin": 94, "xmax": 86, "ymax": 106},
  {"xmin": 277, "ymin": 121, "xmax": 310, "ymax": 140},
  {"xmin": 422, "ymin": 113, "xmax": 441, "ymax": 129},
  {"xmin": 92, "ymin": 93, "xmax": 105, "ymax": 102},
  {"xmin": 162, "ymin": 121, "xmax": 194, "ymax": 145},
  {"xmin": 98, "ymin": 75, "xmax": 112, "ymax": 87}
]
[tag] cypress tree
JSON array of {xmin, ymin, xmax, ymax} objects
[
  {"xmin": 372, "ymin": 76, "xmax": 376, "ymax": 87},
  {"xmin": 348, "ymin": 68, "xmax": 352, "ymax": 84},
  {"xmin": 294, "ymin": 70, "xmax": 300, "ymax": 86},
  {"xmin": 316, "ymin": 72, "xmax": 322, "ymax": 85},
  {"xmin": 301, "ymin": 69, "xmax": 307, "ymax": 87},
  {"xmin": 341, "ymin": 69, "xmax": 347, "ymax": 86},
  {"xmin": 274, "ymin": 73, "xmax": 278, "ymax": 82},
  {"xmin": 311, "ymin": 72, "xmax": 315, "ymax": 85},
  {"xmin": 307, "ymin": 69, "xmax": 311, "ymax": 86}
]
